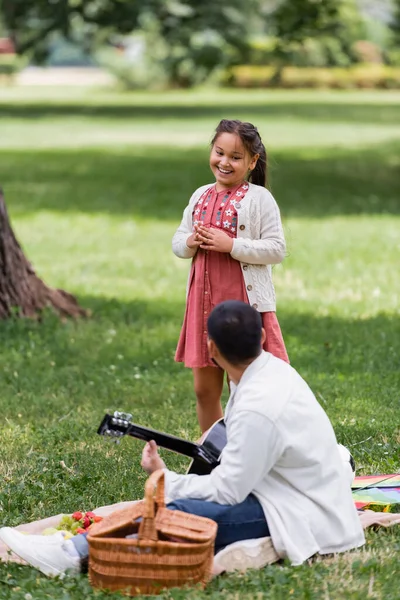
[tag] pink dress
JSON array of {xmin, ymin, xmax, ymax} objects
[{"xmin": 175, "ymin": 182, "xmax": 289, "ymax": 368}]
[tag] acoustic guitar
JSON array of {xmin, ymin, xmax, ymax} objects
[{"xmin": 97, "ymin": 411, "xmax": 227, "ymax": 475}]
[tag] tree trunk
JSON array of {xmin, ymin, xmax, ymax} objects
[{"xmin": 0, "ymin": 189, "xmax": 87, "ymax": 319}]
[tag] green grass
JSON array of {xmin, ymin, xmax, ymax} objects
[{"xmin": 0, "ymin": 86, "xmax": 399, "ymax": 599}]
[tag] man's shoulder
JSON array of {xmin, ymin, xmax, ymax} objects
[
  {"xmin": 252, "ymin": 353, "xmax": 296, "ymax": 387},
  {"xmin": 236, "ymin": 355, "xmax": 311, "ymax": 422}
]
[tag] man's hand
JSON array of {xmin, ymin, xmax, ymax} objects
[
  {"xmin": 196, "ymin": 225, "xmax": 234, "ymax": 253},
  {"xmin": 141, "ymin": 440, "xmax": 166, "ymax": 475}
]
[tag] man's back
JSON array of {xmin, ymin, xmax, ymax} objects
[{"xmin": 228, "ymin": 351, "xmax": 365, "ymax": 564}]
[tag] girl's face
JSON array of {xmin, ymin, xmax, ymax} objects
[{"xmin": 210, "ymin": 132, "xmax": 259, "ymax": 191}]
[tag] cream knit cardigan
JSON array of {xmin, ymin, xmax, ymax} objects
[{"xmin": 172, "ymin": 182, "xmax": 286, "ymax": 312}]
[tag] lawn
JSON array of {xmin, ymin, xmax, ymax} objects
[{"xmin": 0, "ymin": 86, "xmax": 399, "ymax": 599}]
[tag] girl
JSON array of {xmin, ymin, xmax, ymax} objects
[{"xmin": 173, "ymin": 119, "xmax": 288, "ymax": 433}]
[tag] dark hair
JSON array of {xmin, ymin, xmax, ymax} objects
[
  {"xmin": 207, "ymin": 300, "xmax": 263, "ymax": 365},
  {"xmin": 211, "ymin": 119, "xmax": 268, "ymax": 188}
]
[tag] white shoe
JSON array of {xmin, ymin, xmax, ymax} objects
[
  {"xmin": 213, "ymin": 536, "xmax": 279, "ymax": 576},
  {"xmin": 0, "ymin": 528, "xmax": 80, "ymax": 577}
]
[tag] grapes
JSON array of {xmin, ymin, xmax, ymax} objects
[{"xmin": 51, "ymin": 511, "xmax": 103, "ymax": 536}]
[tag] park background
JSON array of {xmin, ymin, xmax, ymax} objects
[{"xmin": 0, "ymin": 1, "xmax": 399, "ymax": 599}]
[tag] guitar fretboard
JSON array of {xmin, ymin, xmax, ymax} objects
[{"xmin": 126, "ymin": 424, "xmax": 200, "ymax": 460}]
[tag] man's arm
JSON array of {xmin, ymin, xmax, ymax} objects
[{"xmin": 164, "ymin": 411, "xmax": 283, "ymax": 505}]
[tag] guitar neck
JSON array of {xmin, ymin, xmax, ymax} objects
[{"xmin": 125, "ymin": 423, "xmax": 201, "ymax": 460}]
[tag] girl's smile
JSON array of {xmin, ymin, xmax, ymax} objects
[{"xmin": 210, "ymin": 132, "xmax": 259, "ymax": 191}]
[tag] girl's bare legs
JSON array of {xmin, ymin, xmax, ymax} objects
[{"xmin": 193, "ymin": 366, "xmax": 224, "ymax": 433}]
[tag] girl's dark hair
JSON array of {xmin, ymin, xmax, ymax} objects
[{"xmin": 211, "ymin": 119, "xmax": 268, "ymax": 188}]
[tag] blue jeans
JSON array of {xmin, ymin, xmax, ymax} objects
[{"xmin": 72, "ymin": 494, "xmax": 269, "ymax": 559}]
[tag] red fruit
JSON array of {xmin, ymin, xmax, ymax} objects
[
  {"xmin": 72, "ymin": 511, "xmax": 83, "ymax": 521},
  {"xmin": 93, "ymin": 516, "xmax": 103, "ymax": 523},
  {"xmin": 76, "ymin": 527, "xmax": 86, "ymax": 534},
  {"xmin": 82, "ymin": 516, "xmax": 91, "ymax": 529},
  {"xmin": 85, "ymin": 511, "xmax": 96, "ymax": 519}
]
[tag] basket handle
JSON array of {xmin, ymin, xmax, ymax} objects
[{"xmin": 138, "ymin": 469, "xmax": 166, "ymax": 542}]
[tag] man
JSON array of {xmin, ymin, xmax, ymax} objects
[{"xmin": 0, "ymin": 301, "xmax": 364, "ymax": 576}]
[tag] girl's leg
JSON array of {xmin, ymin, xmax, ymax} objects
[{"xmin": 193, "ymin": 366, "xmax": 224, "ymax": 433}]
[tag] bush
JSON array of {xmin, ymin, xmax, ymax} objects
[
  {"xmin": 247, "ymin": 37, "xmax": 351, "ymax": 69},
  {"xmin": 387, "ymin": 48, "xmax": 400, "ymax": 67},
  {"xmin": 323, "ymin": 37, "xmax": 353, "ymax": 67},
  {"xmin": 282, "ymin": 67, "xmax": 339, "ymax": 88},
  {"xmin": 0, "ymin": 54, "xmax": 24, "ymax": 82},
  {"xmin": 275, "ymin": 39, "xmax": 329, "ymax": 68},
  {"xmin": 46, "ymin": 36, "xmax": 96, "ymax": 67},
  {"xmin": 247, "ymin": 38, "xmax": 276, "ymax": 66},
  {"xmin": 350, "ymin": 64, "xmax": 400, "ymax": 89},
  {"xmin": 352, "ymin": 40, "xmax": 383, "ymax": 64},
  {"xmin": 223, "ymin": 64, "xmax": 400, "ymax": 89},
  {"xmin": 221, "ymin": 65, "xmax": 275, "ymax": 88},
  {"xmin": 96, "ymin": 43, "xmax": 168, "ymax": 91}
]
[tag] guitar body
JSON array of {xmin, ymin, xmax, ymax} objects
[
  {"xmin": 187, "ymin": 418, "xmax": 227, "ymax": 475},
  {"xmin": 98, "ymin": 412, "xmax": 227, "ymax": 474}
]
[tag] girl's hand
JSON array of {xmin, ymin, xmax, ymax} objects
[
  {"xmin": 141, "ymin": 440, "xmax": 166, "ymax": 475},
  {"xmin": 186, "ymin": 231, "xmax": 203, "ymax": 250},
  {"xmin": 197, "ymin": 226, "xmax": 234, "ymax": 253}
]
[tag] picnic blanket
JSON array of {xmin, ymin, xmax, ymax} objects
[
  {"xmin": 2, "ymin": 476, "xmax": 400, "ymax": 570},
  {"xmin": 352, "ymin": 474, "xmax": 400, "ymax": 513},
  {"xmin": 0, "ymin": 500, "xmax": 139, "ymax": 566}
]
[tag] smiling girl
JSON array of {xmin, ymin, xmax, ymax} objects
[{"xmin": 173, "ymin": 119, "xmax": 288, "ymax": 432}]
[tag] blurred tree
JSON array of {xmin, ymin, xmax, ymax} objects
[
  {"xmin": 390, "ymin": 0, "xmax": 400, "ymax": 45},
  {"xmin": 388, "ymin": 0, "xmax": 400, "ymax": 64},
  {"xmin": 151, "ymin": 1, "xmax": 256, "ymax": 87},
  {"xmin": 269, "ymin": 0, "xmax": 340, "ymax": 43},
  {"xmin": 0, "ymin": 0, "xmax": 256, "ymax": 84},
  {"xmin": 268, "ymin": 0, "xmax": 370, "ymax": 69},
  {"xmin": 1, "ymin": 0, "xmax": 390, "ymax": 83},
  {"xmin": 0, "ymin": 0, "xmax": 143, "ymax": 61},
  {"xmin": 0, "ymin": 11, "xmax": 5, "ymax": 36},
  {"xmin": 268, "ymin": 0, "xmax": 340, "ymax": 76}
]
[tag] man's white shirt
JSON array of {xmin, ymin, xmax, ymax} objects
[{"xmin": 164, "ymin": 351, "xmax": 365, "ymax": 564}]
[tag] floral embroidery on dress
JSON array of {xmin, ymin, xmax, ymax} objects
[{"xmin": 192, "ymin": 182, "xmax": 249, "ymax": 234}]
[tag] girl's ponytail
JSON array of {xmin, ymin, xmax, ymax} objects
[{"xmin": 249, "ymin": 143, "xmax": 267, "ymax": 188}]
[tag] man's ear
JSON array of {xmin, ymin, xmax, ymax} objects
[
  {"xmin": 207, "ymin": 337, "xmax": 217, "ymax": 358},
  {"xmin": 261, "ymin": 327, "xmax": 266, "ymax": 346}
]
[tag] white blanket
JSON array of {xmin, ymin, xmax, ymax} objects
[{"xmin": 1, "ymin": 503, "xmax": 399, "ymax": 572}]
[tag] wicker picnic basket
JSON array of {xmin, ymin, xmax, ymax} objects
[{"xmin": 87, "ymin": 469, "xmax": 217, "ymax": 596}]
